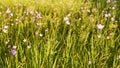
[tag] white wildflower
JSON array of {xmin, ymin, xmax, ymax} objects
[
  {"xmin": 107, "ymin": 36, "xmax": 110, "ymax": 40},
  {"xmin": 27, "ymin": 45, "xmax": 31, "ymax": 49},
  {"xmin": 118, "ymin": 55, "xmax": 120, "ymax": 60},
  {"xmin": 98, "ymin": 35, "xmax": 101, "ymax": 39},
  {"xmin": 6, "ymin": 8, "xmax": 11, "ymax": 14},
  {"xmin": 88, "ymin": 61, "xmax": 92, "ymax": 65},
  {"xmin": 10, "ymin": 13, "xmax": 13, "ymax": 17},
  {"xmin": 40, "ymin": 33, "xmax": 43, "ymax": 37},
  {"xmin": 79, "ymin": 18, "xmax": 82, "ymax": 20},
  {"xmin": 23, "ymin": 39, "xmax": 27, "ymax": 42},
  {"xmin": 5, "ymin": 40, "xmax": 10, "ymax": 44},
  {"xmin": 111, "ymin": 17, "xmax": 115, "ymax": 21},
  {"xmin": 37, "ymin": 23, "xmax": 41, "ymax": 26},
  {"xmin": 11, "ymin": 23, "xmax": 14, "ymax": 26},
  {"xmin": 64, "ymin": 16, "xmax": 69, "ymax": 21},
  {"xmin": 4, "ymin": 25, "xmax": 8, "ymax": 29},
  {"xmin": 3, "ymin": 29, "xmax": 8, "ymax": 33},
  {"xmin": 66, "ymin": 21, "xmax": 70, "ymax": 25},
  {"xmin": 45, "ymin": 28, "xmax": 48, "ymax": 32},
  {"xmin": 97, "ymin": 24, "xmax": 104, "ymax": 30},
  {"xmin": 12, "ymin": 46, "xmax": 17, "ymax": 49},
  {"xmin": 107, "ymin": 0, "xmax": 110, "ymax": 3}
]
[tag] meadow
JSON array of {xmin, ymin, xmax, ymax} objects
[{"xmin": 0, "ymin": 0, "xmax": 120, "ymax": 68}]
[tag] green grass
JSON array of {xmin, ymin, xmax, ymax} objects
[{"xmin": 0, "ymin": 0, "xmax": 120, "ymax": 68}]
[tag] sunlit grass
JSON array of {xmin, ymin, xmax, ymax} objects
[{"xmin": 0, "ymin": 0, "xmax": 120, "ymax": 68}]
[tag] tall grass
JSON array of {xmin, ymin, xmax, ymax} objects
[{"xmin": 0, "ymin": 0, "xmax": 120, "ymax": 68}]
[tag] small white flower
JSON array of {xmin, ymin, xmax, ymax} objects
[
  {"xmin": 105, "ymin": 13, "xmax": 109, "ymax": 17},
  {"xmin": 78, "ymin": 18, "xmax": 82, "ymax": 20},
  {"xmin": 67, "ymin": 14, "xmax": 71, "ymax": 17},
  {"xmin": 0, "ymin": 12, "xmax": 1, "ymax": 14},
  {"xmin": 40, "ymin": 33, "xmax": 43, "ymax": 37},
  {"xmin": 45, "ymin": 28, "xmax": 48, "ymax": 32},
  {"xmin": 112, "ymin": 7, "xmax": 115, "ymax": 10},
  {"xmin": 12, "ymin": 46, "xmax": 17, "ymax": 49},
  {"xmin": 108, "ymin": 13, "xmax": 111, "ymax": 17},
  {"xmin": 88, "ymin": 61, "xmax": 92, "ymax": 65},
  {"xmin": 107, "ymin": 36, "xmax": 110, "ymax": 40},
  {"xmin": 23, "ymin": 39, "xmax": 27, "ymax": 42},
  {"xmin": 87, "ymin": 9, "xmax": 90, "ymax": 13},
  {"xmin": 30, "ymin": 11, "xmax": 34, "ymax": 15},
  {"xmin": 10, "ymin": 13, "xmax": 13, "ymax": 17},
  {"xmin": 118, "ymin": 55, "xmax": 120, "ymax": 60},
  {"xmin": 36, "ymin": 13, "xmax": 42, "ymax": 19},
  {"xmin": 11, "ymin": 23, "xmax": 14, "ymax": 26},
  {"xmin": 37, "ymin": 23, "xmax": 41, "ymax": 26},
  {"xmin": 97, "ymin": 24, "xmax": 104, "ymax": 30},
  {"xmin": 111, "ymin": 17, "xmax": 115, "ymax": 21},
  {"xmin": 27, "ymin": 45, "xmax": 31, "ymax": 49},
  {"xmin": 66, "ymin": 21, "xmax": 70, "ymax": 25},
  {"xmin": 5, "ymin": 40, "xmax": 10, "ymax": 44},
  {"xmin": 6, "ymin": 8, "xmax": 11, "ymax": 14},
  {"xmin": 107, "ymin": 0, "xmax": 110, "ymax": 3},
  {"xmin": 98, "ymin": 35, "xmax": 101, "ymax": 39},
  {"xmin": 4, "ymin": 25, "xmax": 8, "ymax": 29},
  {"xmin": 3, "ymin": 29, "xmax": 8, "ymax": 33},
  {"xmin": 105, "ymin": 13, "xmax": 111, "ymax": 17},
  {"xmin": 64, "ymin": 16, "xmax": 69, "ymax": 21}
]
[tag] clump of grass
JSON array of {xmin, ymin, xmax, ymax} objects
[{"xmin": 0, "ymin": 0, "xmax": 120, "ymax": 68}]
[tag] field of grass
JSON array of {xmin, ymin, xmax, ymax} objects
[{"xmin": 0, "ymin": 0, "xmax": 120, "ymax": 68}]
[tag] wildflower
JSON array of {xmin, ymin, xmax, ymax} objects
[
  {"xmin": 107, "ymin": 0, "xmax": 110, "ymax": 3},
  {"xmin": 4, "ymin": 25, "xmax": 8, "ymax": 29},
  {"xmin": 66, "ymin": 21, "xmax": 70, "ymax": 25},
  {"xmin": 36, "ymin": 13, "xmax": 42, "ymax": 19},
  {"xmin": 97, "ymin": 35, "xmax": 101, "ymax": 39},
  {"xmin": 88, "ymin": 61, "xmax": 92, "ymax": 65},
  {"xmin": 3, "ymin": 29, "xmax": 8, "ymax": 33},
  {"xmin": 40, "ymin": 33, "xmax": 43, "ymax": 37},
  {"xmin": 23, "ymin": 38, "xmax": 27, "ymax": 42},
  {"xmin": 11, "ymin": 49, "xmax": 17, "ymax": 55},
  {"xmin": 10, "ymin": 13, "xmax": 13, "ymax": 17},
  {"xmin": 97, "ymin": 24, "xmax": 104, "ymax": 30},
  {"xmin": 105, "ymin": 13, "xmax": 111, "ymax": 17},
  {"xmin": 111, "ymin": 17, "xmax": 115, "ymax": 21},
  {"xmin": 87, "ymin": 9, "xmax": 90, "ymax": 13},
  {"xmin": 11, "ymin": 23, "xmax": 14, "ymax": 26},
  {"xmin": 37, "ymin": 23, "xmax": 41, "ymax": 26},
  {"xmin": 5, "ymin": 40, "xmax": 10, "ymax": 44},
  {"xmin": 30, "ymin": 11, "xmax": 34, "ymax": 15},
  {"xmin": 16, "ymin": 18, "xmax": 19, "ymax": 22},
  {"xmin": 6, "ymin": 8, "xmax": 11, "ymax": 14},
  {"xmin": 35, "ymin": 31, "xmax": 39, "ymax": 35},
  {"xmin": 45, "ymin": 28, "xmax": 48, "ymax": 32},
  {"xmin": 118, "ymin": 55, "xmax": 120, "ymax": 60},
  {"xmin": 78, "ymin": 18, "xmax": 82, "ymax": 20},
  {"xmin": 12, "ymin": 46, "xmax": 17, "ymax": 49},
  {"xmin": 67, "ymin": 14, "xmax": 71, "ymax": 17},
  {"xmin": 64, "ymin": 16, "xmax": 69, "ymax": 21},
  {"xmin": 105, "ymin": 13, "xmax": 109, "ymax": 17},
  {"xmin": 27, "ymin": 45, "xmax": 31, "ymax": 49},
  {"xmin": 112, "ymin": 7, "xmax": 115, "ymax": 10},
  {"xmin": 107, "ymin": 36, "xmax": 110, "ymax": 40}
]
